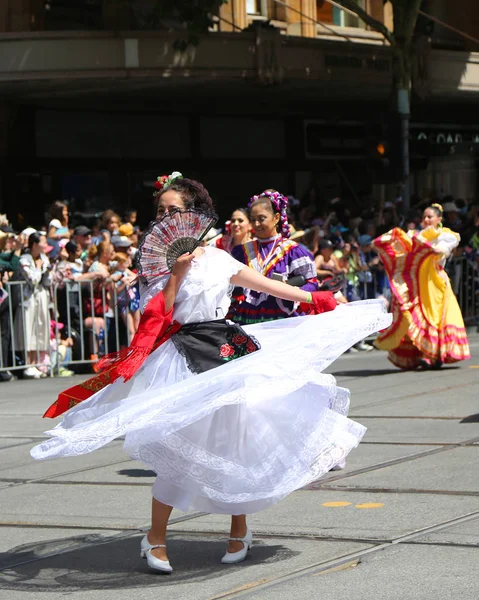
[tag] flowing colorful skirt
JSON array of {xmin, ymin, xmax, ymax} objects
[
  {"xmin": 373, "ymin": 228, "xmax": 470, "ymax": 370},
  {"xmin": 31, "ymin": 301, "xmax": 391, "ymax": 515}
]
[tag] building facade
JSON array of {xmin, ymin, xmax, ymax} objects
[{"xmin": 0, "ymin": 0, "xmax": 478, "ymax": 226}]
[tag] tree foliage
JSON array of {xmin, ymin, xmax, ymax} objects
[
  {"xmin": 332, "ymin": 0, "xmax": 423, "ymax": 88},
  {"xmin": 154, "ymin": 0, "xmax": 229, "ymax": 49}
]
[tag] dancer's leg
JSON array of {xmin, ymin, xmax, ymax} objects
[
  {"xmin": 147, "ymin": 498, "xmax": 173, "ymax": 560},
  {"xmin": 228, "ymin": 514, "xmax": 248, "ymax": 553}
]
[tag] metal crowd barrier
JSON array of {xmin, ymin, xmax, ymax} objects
[
  {"xmin": 0, "ymin": 280, "xmax": 135, "ymax": 376},
  {"xmin": 0, "ymin": 258, "xmax": 477, "ymax": 376},
  {"xmin": 447, "ymin": 256, "xmax": 479, "ymax": 326}
]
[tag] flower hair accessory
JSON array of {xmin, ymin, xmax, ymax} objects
[
  {"xmin": 154, "ymin": 171, "xmax": 183, "ymax": 195},
  {"xmin": 431, "ymin": 202, "xmax": 443, "ymax": 214},
  {"xmin": 248, "ymin": 190, "xmax": 290, "ymax": 238}
]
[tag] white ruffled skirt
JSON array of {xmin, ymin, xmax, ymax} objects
[{"xmin": 31, "ymin": 300, "xmax": 391, "ymax": 515}]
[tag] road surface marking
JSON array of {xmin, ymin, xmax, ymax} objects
[
  {"xmin": 355, "ymin": 502, "xmax": 385, "ymax": 509},
  {"xmin": 322, "ymin": 501, "xmax": 352, "ymax": 507}
]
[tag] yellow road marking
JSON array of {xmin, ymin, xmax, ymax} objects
[
  {"xmin": 313, "ymin": 559, "xmax": 360, "ymax": 575},
  {"xmin": 210, "ymin": 579, "xmax": 269, "ymax": 599},
  {"xmin": 468, "ymin": 365, "xmax": 479, "ymax": 368},
  {"xmin": 355, "ymin": 502, "xmax": 385, "ymax": 509},
  {"xmin": 322, "ymin": 501, "xmax": 352, "ymax": 507}
]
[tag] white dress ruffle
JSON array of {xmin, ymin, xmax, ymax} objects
[{"xmin": 31, "ymin": 247, "xmax": 392, "ymax": 515}]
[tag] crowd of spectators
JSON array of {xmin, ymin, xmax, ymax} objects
[
  {"xmin": 1, "ymin": 189, "xmax": 478, "ymax": 381},
  {"xmin": 288, "ymin": 192, "xmax": 479, "ymax": 305},
  {"xmin": 0, "ymin": 205, "xmax": 141, "ymax": 382}
]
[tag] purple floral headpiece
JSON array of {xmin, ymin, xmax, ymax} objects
[{"xmin": 248, "ymin": 190, "xmax": 290, "ymax": 238}]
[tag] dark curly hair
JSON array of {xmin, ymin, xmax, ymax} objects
[{"xmin": 156, "ymin": 178, "xmax": 214, "ymax": 213}]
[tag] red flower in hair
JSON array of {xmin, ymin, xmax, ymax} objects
[
  {"xmin": 219, "ymin": 343, "xmax": 235, "ymax": 358},
  {"xmin": 155, "ymin": 175, "xmax": 168, "ymax": 191}
]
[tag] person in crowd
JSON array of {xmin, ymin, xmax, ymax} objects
[
  {"xmin": 90, "ymin": 218, "xmax": 103, "ymax": 246},
  {"xmin": 0, "ymin": 230, "xmax": 22, "ymax": 273},
  {"xmin": 99, "ymin": 210, "xmax": 121, "ymax": 243},
  {"xmin": 86, "ymin": 241, "xmax": 119, "ymax": 358},
  {"xmin": 124, "ymin": 208, "xmax": 140, "ymax": 234},
  {"xmin": 72, "ymin": 225, "xmax": 92, "ymax": 261},
  {"xmin": 111, "ymin": 252, "xmax": 140, "ymax": 341},
  {"xmin": 0, "ymin": 230, "xmax": 23, "ymax": 381},
  {"xmin": 441, "ymin": 200, "xmax": 465, "ymax": 235},
  {"xmin": 119, "ymin": 222, "xmax": 139, "ymax": 247},
  {"xmin": 47, "ymin": 201, "xmax": 71, "ymax": 242},
  {"xmin": 119, "ymin": 223, "xmax": 134, "ymax": 237},
  {"xmin": 49, "ymin": 320, "xmax": 74, "ymax": 377},
  {"xmin": 111, "ymin": 234, "xmax": 133, "ymax": 254},
  {"xmin": 52, "ymin": 240, "xmax": 104, "ymax": 339},
  {"xmin": 356, "ymin": 235, "xmax": 376, "ymax": 300},
  {"xmin": 47, "ymin": 201, "xmax": 71, "ymax": 259},
  {"xmin": 323, "ymin": 236, "xmax": 372, "ymax": 351},
  {"xmin": 214, "ymin": 208, "xmax": 253, "ymax": 254},
  {"xmin": 315, "ymin": 239, "xmax": 348, "ymax": 281},
  {"xmin": 335, "ymin": 237, "xmax": 362, "ymax": 302},
  {"xmin": 32, "ymin": 173, "xmax": 391, "ymax": 574},
  {"xmin": 374, "ymin": 203, "xmax": 470, "ymax": 369},
  {"xmin": 13, "ymin": 232, "xmax": 52, "ymax": 379},
  {"xmin": 231, "ymin": 189, "xmax": 319, "ymax": 324},
  {"xmin": 357, "ymin": 234, "xmax": 390, "ymax": 307},
  {"xmin": 299, "ymin": 226, "xmax": 320, "ymax": 259}
]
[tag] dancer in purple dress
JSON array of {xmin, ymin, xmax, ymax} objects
[{"xmin": 231, "ymin": 190, "xmax": 319, "ymax": 324}]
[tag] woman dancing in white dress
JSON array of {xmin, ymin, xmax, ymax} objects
[{"xmin": 32, "ymin": 174, "xmax": 391, "ymax": 573}]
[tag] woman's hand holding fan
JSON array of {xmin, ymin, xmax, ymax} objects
[{"xmin": 136, "ymin": 207, "xmax": 218, "ymax": 284}]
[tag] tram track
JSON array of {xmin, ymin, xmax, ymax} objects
[
  {"xmin": 1, "ymin": 507, "xmax": 478, "ymax": 593},
  {"xmin": 0, "ymin": 436, "xmax": 477, "ymax": 495},
  {"xmin": 206, "ymin": 510, "xmax": 479, "ymax": 600},
  {"xmin": 0, "ymin": 356, "xmax": 477, "ymax": 593}
]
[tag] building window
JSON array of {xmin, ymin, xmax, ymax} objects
[
  {"xmin": 316, "ymin": 0, "xmax": 365, "ymax": 28},
  {"xmin": 247, "ymin": 0, "xmax": 260, "ymax": 14},
  {"xmin": 247, "ymin": 0, "xmax": 268, "ymax": 16}
]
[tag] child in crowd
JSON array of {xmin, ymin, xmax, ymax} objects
[
  {"xmin": 112, "ymin": 252, "xmax": 140, "ymax": 342},
  {"xmin": 124, "ymin": 209, "xmax": 140, "ymax": 234}
]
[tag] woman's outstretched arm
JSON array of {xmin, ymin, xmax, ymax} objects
[{"xmin": 231, "ymin": 266, "xmax": 328, "ymax": 305}]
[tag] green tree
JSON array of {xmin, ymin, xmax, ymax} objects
[{"xmin": 325, "ymin": 0, "xmax": 423, "ymax": 209}]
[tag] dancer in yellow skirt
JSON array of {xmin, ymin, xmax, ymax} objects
[{"xmin": 373, "ymin": 203, "xmax": 470, "ymax": 370}]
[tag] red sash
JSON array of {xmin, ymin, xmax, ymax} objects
[{"xmin": 44, "ymin": 292, "xmax": 179, "ymax": 418}]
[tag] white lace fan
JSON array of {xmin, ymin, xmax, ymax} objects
[{"xmin": 137, "ymin": 207, "xmax": 218, "ymax": 282}]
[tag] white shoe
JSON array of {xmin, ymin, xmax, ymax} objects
[
  {"xmin": 221, "ymin": 527, "xmax": 253, "ymax": 564},
  {"xmin": 355, "ymin": 342, "xmax": 373, "ymax": 352},
  {"xmin": 140, "ymin": 535, "xmax": 173, "ymax": 573},
  {"xmin": 24, "ymin": 367, "xmax": 42, "ymax": 379}
]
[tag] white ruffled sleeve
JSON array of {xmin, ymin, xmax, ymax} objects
[
  {"xmin": 434, "ymin": 231, "xmax": 460, "ymax": 258},
  {"xmin": 139, "ymin": 275, "xmax": 169, "ymax": 313},
  {"xmin": 208, "ymin": 247, "xmax": 245, "ymax": 280}
]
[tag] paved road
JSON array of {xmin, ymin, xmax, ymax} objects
[{"xmin": 1, "ymin": 334, "xmax": 478, "ymax": 600}]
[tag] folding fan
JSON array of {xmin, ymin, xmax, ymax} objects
[{"xmin": 136, "ymin": 207, "xmax": 218, "ymax": 282}]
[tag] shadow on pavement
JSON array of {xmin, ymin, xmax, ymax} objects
[
  {"xmin": 0, "ymin": 532, "xmax": 297, "ymax": 592},
  {"xmin": 332, "ymin": 369, "xmax": 402, "ymax": 377},
  {"xmin": 460, "ymin": 413, "xmax": 479, "ymax": 423},
  {"xmin": 117, "ymin": 468, "xmax": 156, "ymax": 478},
  {"xmin": 333, "ymin": 365, "xmax": 461, "ymax": 378}
]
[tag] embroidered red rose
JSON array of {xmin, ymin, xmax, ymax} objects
[
  {"xmin": 220, "ymin": 343, "xmax": 235, "ymax": 358},
  {"xmin": 246, "ymin": 340, "xmax": 257, "ymax": 353},
  {"xmin": 232, "ymin": 334, "xmax": 247, "ymax": 345}
]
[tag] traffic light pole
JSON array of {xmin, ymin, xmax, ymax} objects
[{"xmin": 398, "ymin": 88, "xmax": 410, "ymax": 214}]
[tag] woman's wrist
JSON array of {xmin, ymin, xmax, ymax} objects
[{"xmin": 304, "ymin": 291, "xmax": 313, "ymax": 304}]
